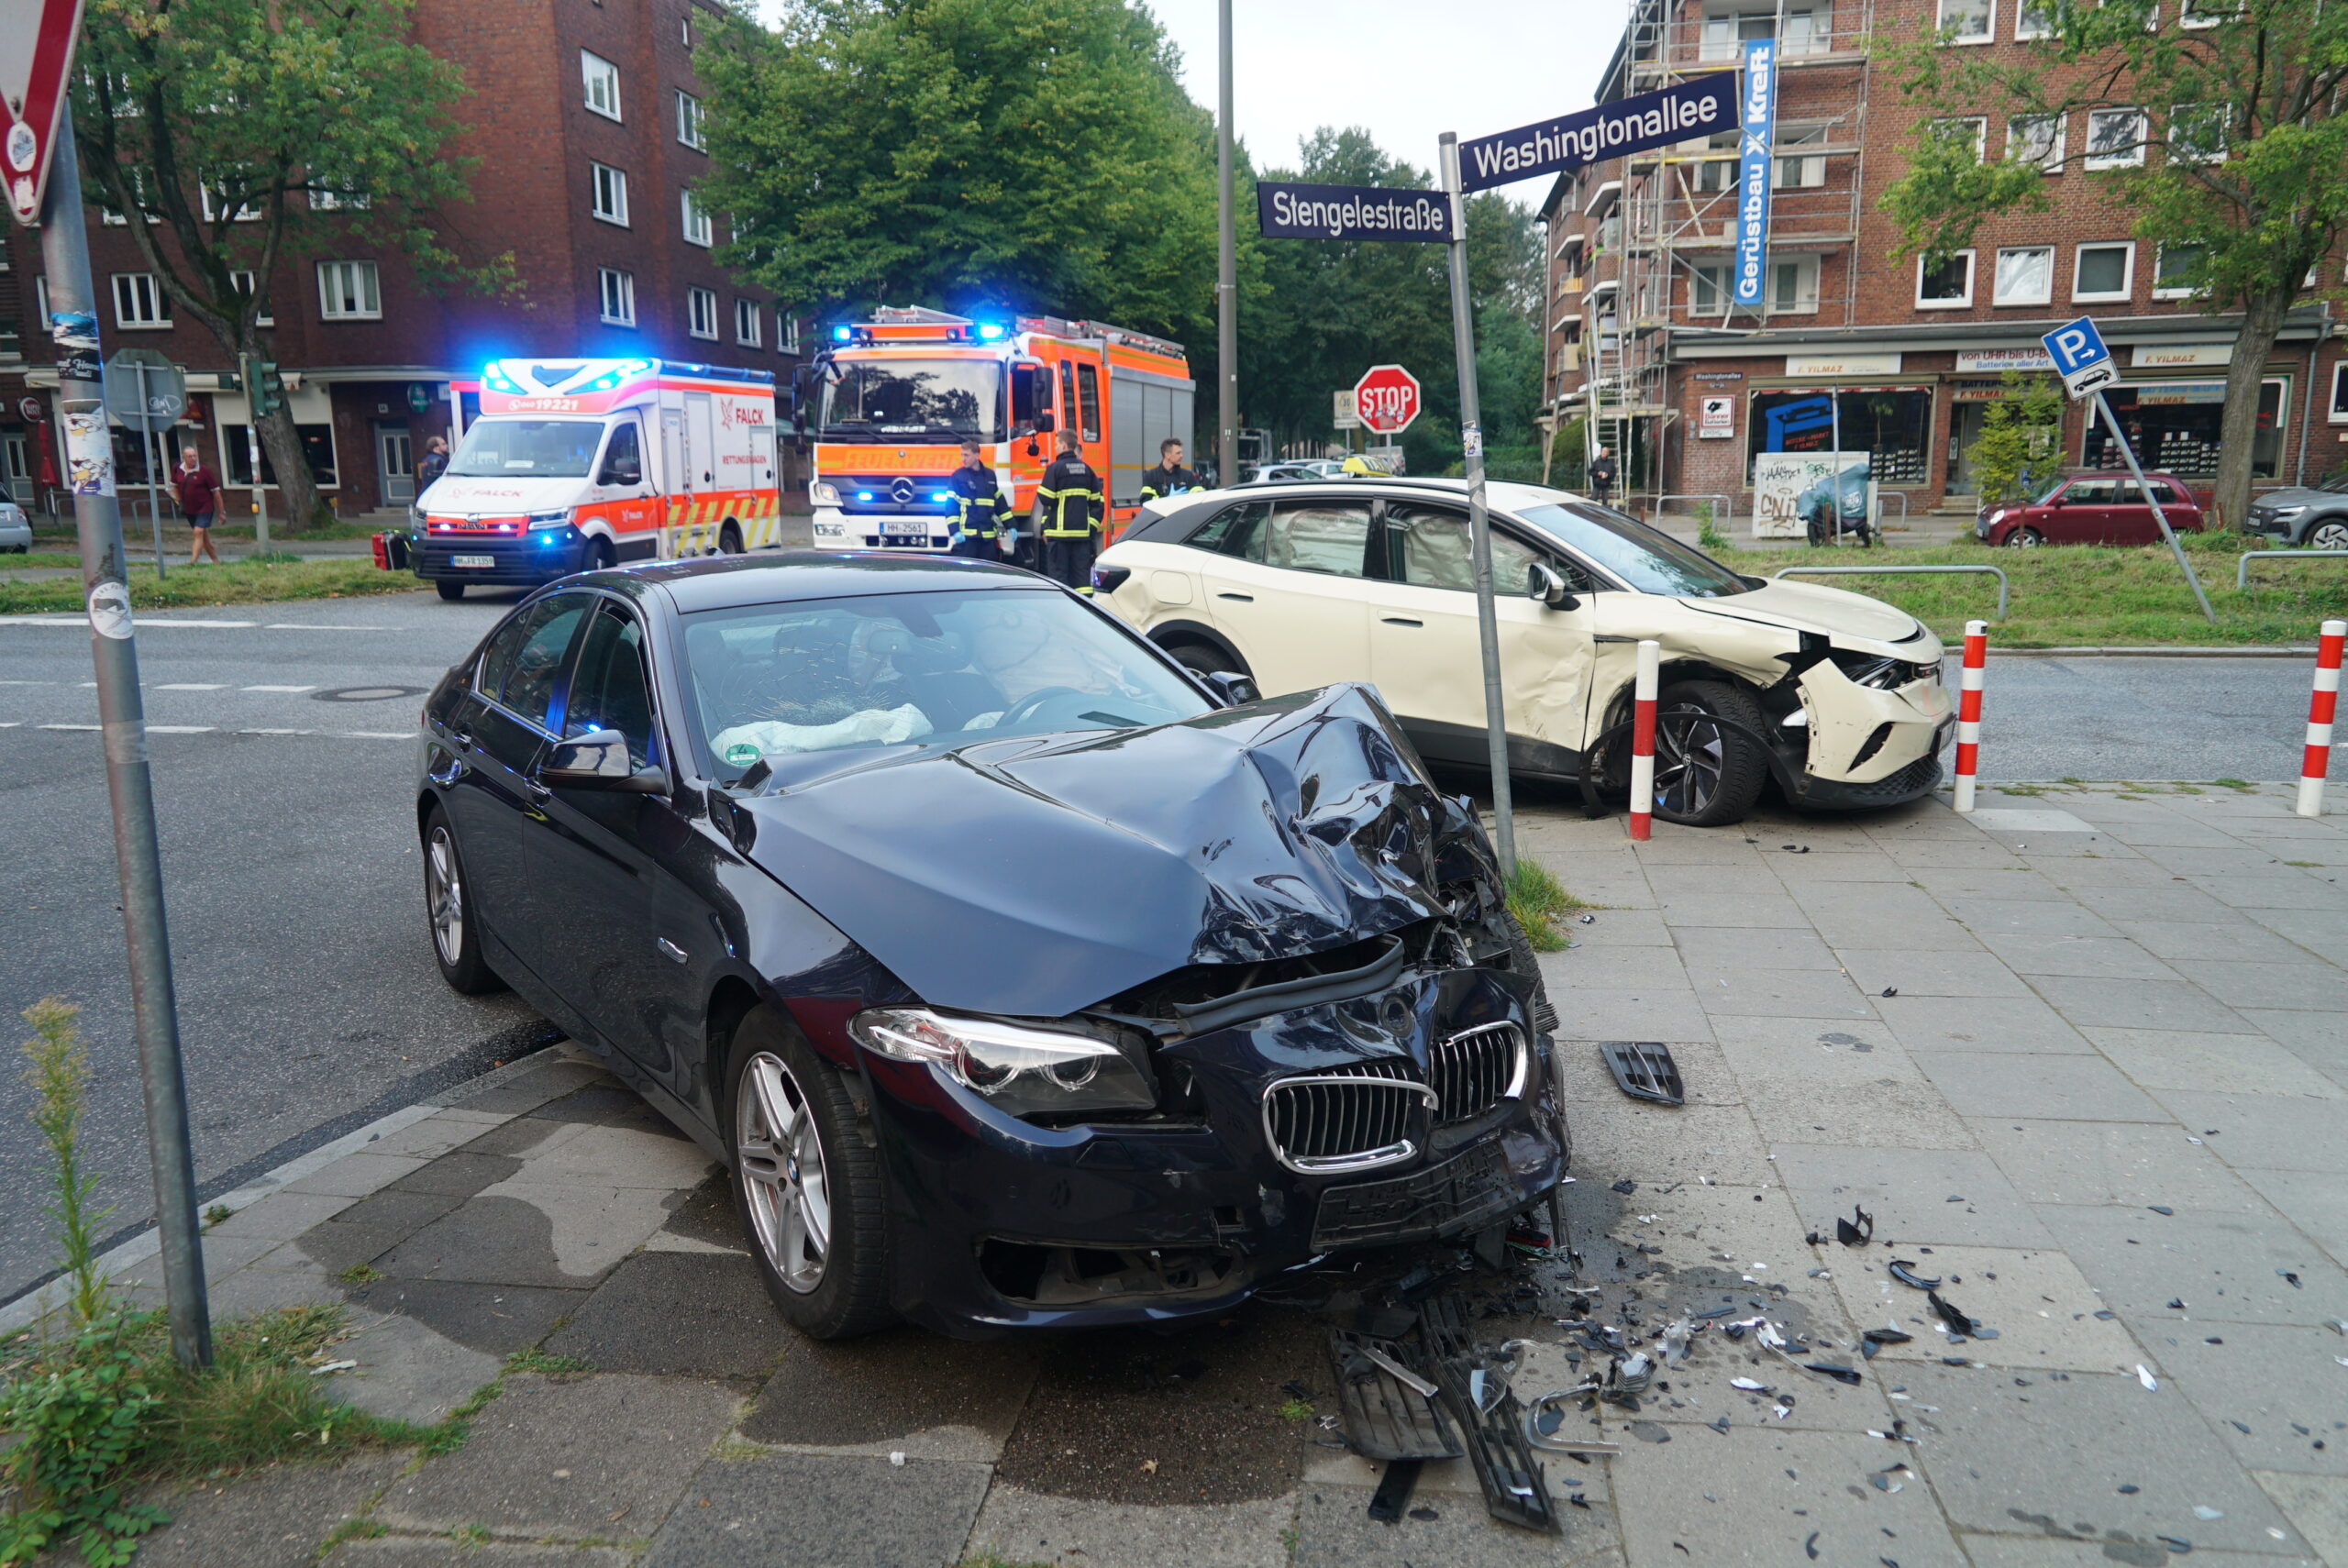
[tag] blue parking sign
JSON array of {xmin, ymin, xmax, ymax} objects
[{"xmin": 2042, "ymin": 316, "xmax": 2116, "ymax": 400}]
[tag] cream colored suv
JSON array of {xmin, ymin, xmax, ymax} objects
[{"xmin": 1091, "ymin": 478, "xmax": 1952, "ymax": 826}]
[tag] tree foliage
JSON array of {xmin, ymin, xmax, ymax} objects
[
  {"xmin": 1966, "ymin": 371, "xmax": 2066, "ymax": 509},
  {"xmin": 1877, "ymin": 0, "xmax": 2348, "ymax": 526},
  {"xmin": 71, "ymin": 0, "xmax": 506, "ymax": 529}
]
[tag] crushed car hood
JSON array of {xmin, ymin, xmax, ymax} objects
[
  {"xmin": 736, "ymin": 685, "xmax": 1489, "ymax": 1018},
  {"xmin": 1682, "ymin": 578, "xmax": 1930, "ymax": 651}
]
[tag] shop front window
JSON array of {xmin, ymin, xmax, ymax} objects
[
  {"xmin": 2081, "ymin": 380, "xmax": 2282, "ymax": 480},
  {"xmin": 1747, "ymin": 387, "xmax": 1933, "ymax": 485}
]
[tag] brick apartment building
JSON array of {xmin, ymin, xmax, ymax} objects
[
  {"xmin": 0, "ymin": 0, "xmax": 803, "ymax": 523},
  {"xmin": 1540, "ymin": 0, "xmax": 2348, "ymax": 528}
]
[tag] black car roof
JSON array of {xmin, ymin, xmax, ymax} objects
[{"xmin": 568, "ymin": 551, "xmax": 1054, "ymax": 613}]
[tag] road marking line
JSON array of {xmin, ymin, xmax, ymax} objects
[
  {"xmin": 242, "ymin": 684, "xmax": 316, "ymax": 692},
  {"xmin": 0, "ymin": 679, "xmax": 53, "ymax": 686},
  {"xmin": 238, "ymin": 728, "xmax": 316, "ymax": 735},
  {"xmin": 266, "ymin": 624, "xmax": 392, "ymax": 631},
  {"xmin": 0, "ymin": 722, "xmax": 19, "ymax": 728},
  {"xmin": 39, "ymin": 723, "xmax": 99, "ymax": 731},
  {"xmin": 154, "ymin": 683, "xmax": 227, "ymax": 690},
  {"xmin": 0, "ymin": 616, "xmax": 260, "ymax": 628},
  {"xmin": 146, "ymin": 725, "xmax": 215, "ymax": 734},
  {"xmin": 337, "ymin": 731, "xmax": 415, "ymax": 739}
]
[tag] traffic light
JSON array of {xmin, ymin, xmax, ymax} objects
[{"xmin": 240, "ymin": 354, "xmax": 282, "ymax": 417}]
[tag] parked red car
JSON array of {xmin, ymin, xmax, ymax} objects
[{"xmin": 1975, "ymin": 472, "xmax": 2206, "ymax": 547}]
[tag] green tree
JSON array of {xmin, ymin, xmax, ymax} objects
[
  {"xmin": 72, "ymin": 0, "xmax": 507, "ymax": 532},
  {"xmin": 1877, "ymin": 0, "xmax": 2348, "ymax": 530},
  {"xmin": 698, "ymin": 0, "xmax": 1220, "ymax": 353},
  {"xmin": 1966, "ymin": 371, "xmax": 2066, "ymax": 510}
]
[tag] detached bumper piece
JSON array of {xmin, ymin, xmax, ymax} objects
[
  {"xmin": 1600, "ymin": 1040, "xmax": 1685, "ymax": 1106},
  {"xmin": 1420, "ymin": 1294, "xmax": 1558, "ymax": 1534},
  {"xmin": 1327, "ymin": 1328, "xmax": 1461, "ymax": 1463}
]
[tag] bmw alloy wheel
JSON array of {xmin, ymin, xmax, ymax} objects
[
  {"xmin": 1654, "ymin": 701, "xmax": 1726, "ymax": 818},
  {"xmin": 737, "ymin": 1051, "xmax": 832, "ymax": 1294},
  {"xmin": 426, "ymin": 825, "xmax": 465, "ymax": 966}
]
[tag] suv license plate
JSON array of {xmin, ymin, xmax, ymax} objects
[{"xmin": 450, "ymin": 554, "xmax": 495, "ymax": 569}]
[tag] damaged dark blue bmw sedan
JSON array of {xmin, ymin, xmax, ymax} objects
[{"xmin": 416, "ymin": 553, "xmax": 1568, "ymax": 1339}]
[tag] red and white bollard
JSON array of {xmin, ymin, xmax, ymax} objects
[
  {"xmin": 1952, "ymin": 619, "xmax": 1988, "ymax": 813},
  {"xmin": 2298, "ymin": 619, "xmax": 2345, "ymax": 819},
  {"xmin": 1628, "ymin": 639, "xmax": 1660, "ymax": 841}
]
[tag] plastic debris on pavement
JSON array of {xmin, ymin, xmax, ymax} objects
[
  {"xmin": 1600, "ymin": 1040, "xmax": 1685, "ymax": 1105},
  {"xmin": 2137, "ymin": 1364, "xmax": 2159, "ymax": 1391},
  {"xmin": 1888, "ymin": 1260, "xmax": 1941, "ymax": 1290},
  {"xmin": 1836, "ymin": 1206, "xmax": 1875, "ymax": 1246}
]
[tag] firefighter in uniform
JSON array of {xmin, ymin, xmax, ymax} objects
[
  {"xmin": 1034, "ymin": 429, "xmax": 1106, "ymax": 591},
  {"xmin": 1137, "ymin": 437, "xmax": 1200, "ymax": 507},
  {"xmin": 947, "ymin": 440, "xmax": 1007, "ymax": 559}
]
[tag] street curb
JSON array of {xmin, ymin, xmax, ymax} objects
[{"xmin": 0, "ymin": 1046, "xmax": 570, "ymax": 1339}]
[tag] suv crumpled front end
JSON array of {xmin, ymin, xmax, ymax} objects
[{"xmin": 737, "ymin": 684, "xmax": 1567, "ymax": 1336}]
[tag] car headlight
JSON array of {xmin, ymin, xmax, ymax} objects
[
  {"xmin": 849, "ymin": 1007, "xmax": 1156, "ymax": 1118},
  {"xmin": 526, "ymin": 508, "xmax": 571, "ymax": 530},
  {"xmin": 407, "ymin": 503, "xmax": 426, "ymax": 531},
  {"xmin": 1826, "ymin": 648, "xmax": 1937, "ymax": 690},
  {"xmin": 811, "ymin": 480, "xmax": 842, "ymax": 507},
  {"xmin": 2269, "ymin": 505, "xmax": 2305, "ymax": 517}
]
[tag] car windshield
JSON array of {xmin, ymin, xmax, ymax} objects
[
  {"xmin": 817, "ymin": 358, "xmax": 1002, "ymax": 440},
  {"xmin": 2033, "ymin": 477, "xmax": 2072, "ymax": 505},
  {"xmin": 445, "ymin": 418, "xmax": 606, "ymax": 479},
  {"xmin": 681, "ymin": 588, "xmax": 1212, "ymax": 783},
  {"xmin": 1512, "ymin": 502, "xmax": 1751, "ymax": 598}
]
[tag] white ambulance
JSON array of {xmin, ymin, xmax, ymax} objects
[{"xmin": 399, "ymin": 358, "xmax": 782, "ymax": 601}]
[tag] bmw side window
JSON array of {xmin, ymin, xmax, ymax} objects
[
  {"xmin": 493, "ymin": 597, "xmax": 591, "ymax": 731},
  {"xmin": 1187, "ymin": 501, "xmax": 1269, "ymax": 558},
  {"xmin": 564, "ymin": 605, "xmax": 659, "ymax": 768},
  {"xmin": 596, "ymin": 422, "xmax": 642, "ymax": 487}
]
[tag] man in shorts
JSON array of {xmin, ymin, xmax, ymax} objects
[{"xmin": 173, "ymin": 445, "xmax": 223, "ymax": 565}]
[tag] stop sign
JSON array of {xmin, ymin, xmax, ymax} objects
[{"xmin": 1353, "ymin": 365, "xmax": 1422, "ymax": 436}]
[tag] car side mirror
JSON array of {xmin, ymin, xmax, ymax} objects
[
  {"xmin": 1527, "ymin": 561, "xmax": 1580, "ymax": 611},
  {"xmin": 604, "ymin": 460, "xmax": 640, "ymax": 487},
  {"xmin": 1202, "ymin": 669, "xmax": 1258, "ymax": 707},
  {"xmin": 542, "ymin": 727, "xmax": 668, "ymax": 793},
  {"xmin": 1033, "ymin": 411, "xmax": 1057, "ymax": 436}
]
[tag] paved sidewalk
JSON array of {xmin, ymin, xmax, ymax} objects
[{"xmin": 19, "ymin": 780, "xmax": 2346, "ymax": 1567}]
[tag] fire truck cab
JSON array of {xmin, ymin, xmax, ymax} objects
[
  {"xmin": 398, "ymin": 358, "xmax": 781, "ymax": 600},
  {"xmin": 803, "ymin": 307, "xmax": 1193, "ymax": 553}
]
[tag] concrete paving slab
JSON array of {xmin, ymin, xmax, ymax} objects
[
  {"xmin": 1967, "ymin": 809, "xmax": 2103, "ymax": 834},
  {"xmin": 1550, "ymin": 988, "xmax": 1719, "ymax": 1043},
  {"xmin": 1552, "ymin": 908, "xmax": 1673, "ymax": 947},
  {"xmin": 1689, "ymin": 964, "xmax": 1881, "ymax": 1019},
  {"xmin": 296, "ymin": 1190, "xmax": 467, "ymax": 1274},
  {"xmin": 2080, "ymin": 1028, "xmax": 2345, "ymax": 1099},
  {"xmin": 377, "ymin": 1187, "xmax": 674, "ymax": 1287},
  {"xmin": 380, "ymin": 1373, "xmax": 739, "ymax": 1539},
  {"xmin": 1955, "ymin": 1536, "xmax": 2313, "ymax": 1566},
  {"xmin": 2106, "ymin": 920, "xmax": 2326, "ymax": 967},
  {"xmin": 2166, "ymin": 960, "xmax": 2348, "ymax": 1012},
  {"xmin": 497, "ymin": 1123, "xmax": 715, "ymax": 1188},
  {"xmin": 1912, "ymin": 1052, "xmax": 2167, "ymax": 1123},
  {"xmin": 1968, "ymin": 1121, "xmax": 2268, "ymax": 1212},
  {"xmin": 1879, "ymin": 839, "xmax": 2032, "ymax": 870},
  {"xmin": 2018, "ymin": 857, "xmax": 2174, "ymax": 887},
  {"xmin": 382, "ymin": 1152, "xmax": 528, "ymax": 1198},
  {"xmin": 1909, "ymin": 867, "xmax": 2075, "ymax": 900},
  {"xmin": 322, "ymin": 1309, "xmax": 503, "ymax": 1426},
  {"xmin": 1561, "ymin": 1098, "xmax": 1774, "ymax": 1187},
  {"xmin": 2231, "ymin": 1166, "xmax": 2348, "ymax": 1261},
  {"xmin": 1892, "ymin": 1364, "xmax": 2307, "ymax": 1556},
  {"xmin": 1840, "ymin": 948, "xmax": 2035, "ymax": 998},
  {"xmin": 1877, "ymin": 995, "xmax": 2097, "ymax": 1054},
  {"xmin": 1290, "ymin": 1481, "xmax": 1619, "ymax": 1567},
  {"xmin": 2236, "ymin": 1012, "xmax": 2348, "ymax": 1087},
  {"xmin": 1833, "ymin": 1245, "xmax": 2148, "ymax": 1374},
  {"xmin": 1744, "ymin": 1076, "xmax": 1984, "ymax": 1151},
  {"xmin": 1545, "ymin": 946, "xmax": 1692, "ymax": 991},
  {"xmin": 1653, "ymin": 891, "xmax": 1813, "ymax": 928},
  {"xmin": 2146, "ymin": 1094, "xmax": 2348, "ymax": 1172},
  {"xmin": 343, "ymin": 1275, "xmax": 589, "ymax": 1357},
  {"xmin": 1766, "ymin": 849, "xmax": 1920, "ymax": 884},
  {"xmin": 1711, "ymin": 1016, "xmax": 1923, "ymax": 1087},
  {"xmin": 641, "ymin": 1452, "xmax": 989, "ymax": 1568},
  {"xmin": 325, "ymin": 1540, "xmax": 632, "ymax": 1566},
  {"xmin": 2135, "ymin": 845, "xmax": 2311, "ymax": 878},
  {"xmin": 2072, "ymin": 885, "xmax": 2243, "ymax": 922},
  {"xmin": 453, "ymin": 1116, "xmax": 590, "ymax": 1160},
  {"xmin": 2187, "ymin": 875, "xmax": 2348, "ymax": 912},
  {"xmin": 1606, "ymin": 1423, "xmax": 1968, "ymax": 1568},
  {"xmin": 2252, "ymin": 1472, "xmax": 2348, "ymax": 1566},
  {"xmin": 2132, "ymin": 1321, "xmax": 2348, "ymax": 1477},
  {"xmin": 365, "ymin": 1113, "xmax": 515, "ymax": 1163},
  {"xmin": 205, "ymin": 1189, "xmax": 360, "ymax": 1241},
  {"xmin": 132, "ymin": 1451, "xmax": 406, "ymax": 1568},
  {"xmin": 1979, "ymin": 935, "xmax": 2182, "ymax": 981},
  {"xmin": 544, "ymin": 1252, "xmax": 786, "ymax": 1380},
  {"xmin": 739, "ymin": 1326, "xmax": 1038, "ymax": 1462},
  {"xmin": 2028, "ymin": 975, "xmax": 2255, "ymax": 1035},
  {"xmin": 447, "ymin": 1058, "xmax": 612, "ymax": 1117},
  {"xmin": 975, "ymin": 1484, "xmax": 1297, "ymax": 1568},
  {"xmin": 1770, "ymin": 1147, "xmax": 2054, "ymax": 1249},
  {"xmin": 1943, "ymin": 899, "xmax": 2126, "ymax": 938},
  {"xmin": 2034, "ymin": 1205, "xmax": 2348, "ymax": 1326},
  {"xmin": 283, "ymin": 1153, "xmax": 433, "ymax": 1198},
  {"xmin": 1669, "ymin": 925, "xmax": 1844, "ymax": 970},
  {"xmin": 205, "ymin": 1260, "xmax": 349, "ymax": 1318}
]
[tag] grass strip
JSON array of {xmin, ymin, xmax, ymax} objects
[
  {"xmin": 0, "ymin": 558, "xmax": 419, "ymax": 614},
  {"xmin": 1507, "ymin": 857, "xmax": 1591, "ymax": 953}
]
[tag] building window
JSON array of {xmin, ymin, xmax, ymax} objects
[
  {"xmin": 687, "ymin": 286, "xmax": 718, "ymax": 340},
  {"xmin": 316, "ymin": 259, "xmax": 381, "ymax": 320},
  {"xmin": 681, "ymin": 190, "xmax": 714, "ymax": 248},
  {"xmin": 1937, "ymin": 0, "xmax": 1993, "ymax": 40},
  {"xmin": 734, "ymin": 297, "xmax": 761, "ymax": 347},
  {"xmin": 2085, "ymin": 107, "xmax": 2147, "ymax": 168},
  {"xmin": 599, "ymin": 267, "xmax": 636, "ymax": 326},
  {"xmin": 778, "ymin": 310, "xmax": 800, "ymax": 353},
  {"xmin": 2180, "ymin": 0, "xmax": 2229, "ymax": 24},
  {"xmin": 230, "ymin": 269, "xmax": 273, "ymax": 326},
  {"xmin": 2009, "ymin": 114, "xmax": 2066, "ymax": 171},
  {"xmin": 2014, "ymin": 0, "xmax": 2054, "ymax": 36},
  {"xmin": 1700, "ymin": 5, "xmax": 1831, "ymax": 60},
  {"xmin": 1767, "ymin": 254, "xmax": 1821, "ymax": 313},
  {"xmin": 111, "ymin": 272, "xmax": 170, "ymax": 327},
  {"xmin": 1917, "ymin": 249, "xmax": 1976, "ymax": 307},
  {"xmin": 2072, "ymin": 242, "xmax": 2135, "ymax": 301},
  {"xmin": 199, "ymin": 185, "xmax": 259, "ymax": 222},
  {"xmin": 1930, "ymin": 116, "xmax": 1989, "ymax": 160},
  {"xmin": 2329, "ymin": 360, "xmax": 2348, "ymax": 424},
  {"xmin": 1774, "ymin": 124, "xmax": 1829, "ymax": 187},
  {"xmin": 591, "ymin": 162, "xmax": 629, "ymax": 226},
  {"xmin": 581, "ymin": 50, "xmax": 621, "ymax": 120},
  {"xmin": 309, "ymin": 187, "xmax": 370, "ymax": 211},
  {"xmin": 2168, "ymin": 103, "xmax": 2230, "ymax": 163},
  {"xmin": 2154, "ymin": 241, "xmax": 2209, "ymax": 298},
  {"xmin": 676, "ymin": 91, "xmax": 705, "ymax": 150},
  {"xmin": 1992, "ymin": 246, "xmax": 2054, "ymax": 305},
  {"xmin": 1690, "ymin": 261, "xmax": 1733, "ymax": 314}
]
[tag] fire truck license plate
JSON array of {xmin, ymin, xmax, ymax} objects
[{"xmin": 451, "ymin": 555, "xmax": 495, "ymax": 568}]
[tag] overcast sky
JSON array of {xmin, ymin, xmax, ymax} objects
[{"xmin": 749, "ymin": 1, "xmax": 1625, "ymax": 197}]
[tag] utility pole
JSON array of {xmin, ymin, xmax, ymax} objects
[
  {"xmin": 1216, "ymin": 0, "xmax": 1238, "ymax": 486},
  {"xmin": 38, "ymin": 109, "xmax": 212, "ymax": 1369}
]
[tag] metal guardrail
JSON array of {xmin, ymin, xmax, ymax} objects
[
  {"xmin": 1650, "ymin": 492, "xmax": 1735, "ymax": 532},
  {"xmin": 1773, "ymin": 563, "xmax": 2010, "ymax": 621},
  {"xmin": 2237, "ymin": 549, "xmax": 2348, "ymax": 591}
]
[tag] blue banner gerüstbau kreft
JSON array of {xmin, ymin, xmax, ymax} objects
[{"xmin": 1733, "ymin": 38, "xmax": 1778, "ymax": 306}]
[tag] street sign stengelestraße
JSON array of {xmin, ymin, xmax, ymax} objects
[
  {"xmin": 1256, "ymin": 180, "xmax": 1456, "ymax": 244},
  {"xmin": 4, "ymin": 0, "xmax": 91, "ymax": 225}
]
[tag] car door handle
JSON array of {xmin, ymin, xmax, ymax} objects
[
  {"xmin": 657, "ymin": 937, "xmax": 689, "ymax": 965},
  {"xmin": 1217, "ymin": 591, "xmax": 1254, "ymax": 602},
  {"xmin": 1380, "ymin": 617, "xmax": 1423, "ymax": 627},
  {"xmin": 522, "ymin": 776, "xmax": 550, "ymax": 803},
  {"xmin": 449, "ymin": 727, "xmax": 474, "ymax": 752}
]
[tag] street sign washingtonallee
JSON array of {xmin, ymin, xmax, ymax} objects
[
  {"xmin": 1354, "ymin": 365, "xmax": 1422, "ymax": 436},
  {"xmin": 1458, "ymin": 75, "xmax": 1738, "ymax": 193},
  {"xmin": 3, "ymin": 0, "xmax": 91, "ymax": 226},
  {"xmin": 1256, "ymin": 181, "xmax": 1456, "ymax": 243},
  {"xmin": 2043, "ymin": 315, "xmax": 2117, "ymax": 400}
]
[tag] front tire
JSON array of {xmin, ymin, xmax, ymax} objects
[
  {"xmin": 2005, "ymin": 526, "xmax": 2044, "ymax": 548},
  {"xmin": 728, "ymin": 1010, "xmax": 894, "ymax": 1340},
  {"xmin": 585, "ymin": 536, "xmax": 617, "ymax": 573},
  {"xmin": 719, "ymin": 521, "xmax": 745, "ymax": 556},
  {"xmin": 1166, "ymin": 640, "xmax": 1245, "ymax": 679},
  {"xmin": 422, "ymin": 811, "xmax": 503, "ymax": 994},
  {"xmin": 436, "ymin": 580, "xmax": 465, "ymax": 601},
  {"xmin": 1652, "ymin": 679, "xmax": 1769, "ymax": 827},
  {"xmin": 2307, "ymin": 519, "xmax": 2348, "ymax": 551}
]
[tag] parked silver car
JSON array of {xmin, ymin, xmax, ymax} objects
[{"xmin": 0, "ymin": 499, "xmax": 33, "ymax": 554}]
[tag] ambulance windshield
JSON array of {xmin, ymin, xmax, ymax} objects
[
  {"xmin": 818, "ymin": 359, "xmax": 1002, "ymax": 441},
  {"xmin": 448, "ymin": 418, "xmax": 607, "ymax": 479}
]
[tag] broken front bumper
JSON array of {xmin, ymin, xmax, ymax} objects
[
  {"xmin": 1777, "ymin": 662, "xmax": 1953, "ymax": 809},
  {"xmin": 851, "ymin": 966, "xmax": 1567, "ymax": 1338}
]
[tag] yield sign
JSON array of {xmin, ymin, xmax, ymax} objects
[
  {"xmin": 1353, "ymin": 364, "xmax": 1423, "ymax": 436},
  {"xmin": 2, "ymin": 0, "xmax": 90, "ymax": 226}
]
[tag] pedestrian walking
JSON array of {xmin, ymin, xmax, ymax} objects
[
  {"xmin": 417, "ymin": 435, "xmax": 450, "ymax": 490},
  {"xmin": 173, "ymin": 445, "xmax": 222, "ymax": 566},
  {"xmin": 1138, "ymin": 438, "xmax": 1199, "ymax": 506},
  {"xmin": 1034, "ymin": 429, "xmax": 1106, "ymax": 592},
  {"xmin": 1589, "ymin": 447, "xmax": 1619, "ymax": 506},
  {"xmin": 947, "ymin": 439, "xmax": 1007, "ymax": 559}
]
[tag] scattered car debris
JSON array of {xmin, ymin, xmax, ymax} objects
[
  {"xmin": 1731, "ymin": 1377, "xmax": 1771, "ymax": 1392},
  {"xmin": 1420, "ymin": 1294, "xmax": 1559, "ymax": 1533},
  {"xmin": 1879, "ymin": 987, "xmax": 1899, "ymax": 998},
  {"xmin": 2137, "ymin": 1364, "xmax": 2159, "ymax": 1391},
  {"xmin": 1837, "ymin": 1206, "xmax": 1875, "ymax": 1246},
  {"xmin": 1611, "ymin": 1179, "xmax": 1640, "ymax": 1195},
  {"xmin": 1782, "ymin": 845, "xmax": 1811, "ymax": 854},
  {"xmin": 1326, "ymin": 1328, "xmax": 1463, "ymax": 1464},
  {"xmin": 1409, "ymin": 1507, "xmax": 1440, "ymax": 1521},
  {"xmin": 2148, "ymin": 1206, "xmax": 2175, "ymax": 1215},
  {"xmin": 1600, "ymin": 1041, "xmax": 1685, "ymax": 1106},
  {"xmin": 1926, "ymin": 1291, "xmax": 1982, "ymax": 1339},
  {"xmin": 1888, "ymin": 1260, "xmax": 1941, "ymax": 1290},
  {"xmin": 1807, "ymin": 1363, "xmax": 1864, "ymax": 1386},
  {"xmin": 1367, "ymin": 1458, "xmax": 1423, "ymax": 1524},
  {"xmin": 1860, "ymin": 1329, "xmax": 1913, "ymax": 1361},
  {"xmin": 307, "ymin": 1359, "xmax": 358, "ymax": 1376},
  {"xmin": 1805, "ymin": 1529, "xmax": 1822, "ymax": 1559}
]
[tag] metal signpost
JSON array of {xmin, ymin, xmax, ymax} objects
[
  {"xmin": 105, "ymin": 347, "xmax": 187, "ymax": 580},
  {"xmin": 238, "ymin": 354, "xmax": 271, "ymax": 549},
  {"xmin": 1216, "ymin": 0, "xmax": 1237, "ymax": 490},
  {"xmin": 2042, "ymin": 316, "xmax": 2215, "ymax": 624},
  {"xmin": 10, "ymin": 8, "xmax": 213, "ymax": 1368}
]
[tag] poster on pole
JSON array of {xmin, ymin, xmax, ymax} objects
[{"xmin": 1753, "ymin": 451, "xmax": 1870, "ymax": 539}]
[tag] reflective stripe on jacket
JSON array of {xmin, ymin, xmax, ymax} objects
[
  {"xmin": 949, "ymin": 467, "xmax": 1007, "ymax": 539},
  {"xmin": 1036, "ymin": 456, "xmax": 1104, "ymax": 538}
]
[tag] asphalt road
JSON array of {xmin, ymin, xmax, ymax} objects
[{"xmin": 0, "ymin": 571, "xmax": 2328, "ymax": 1307}]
